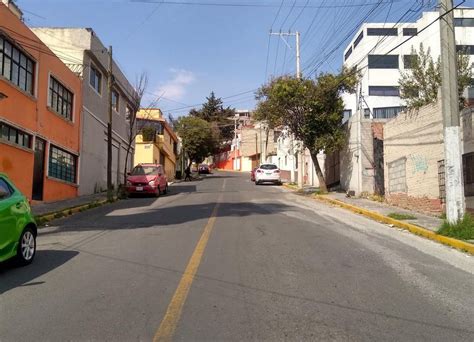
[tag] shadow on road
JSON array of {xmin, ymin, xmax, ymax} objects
[
  {"xmin": 0, "ymin": 249, "xmax": 79, "ymax": 295},
  {"xmin": 39, "ymin": 200, "xmax": 292, "ymax": 233}
]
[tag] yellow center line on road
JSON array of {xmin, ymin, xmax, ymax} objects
[{"xmin": 153, "ymin": 179, "xmax": 226, "ymax": 342}]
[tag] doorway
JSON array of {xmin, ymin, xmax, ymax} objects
[{"xmin": 32, "ymin": 138, "xmax": 45, "ymax": 201}]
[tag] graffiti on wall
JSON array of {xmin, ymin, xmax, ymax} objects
[{"xmin": 411, "ymin": 154, "xmax": 428, "ymax": 174}]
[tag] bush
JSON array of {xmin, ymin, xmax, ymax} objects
[{"xmin": 438, "ymin": 214, "xmax": 474, "ymax": 240}]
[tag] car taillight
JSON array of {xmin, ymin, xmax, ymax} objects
[{"xmin": 274, "ymin": 169, "xmax": 280, "ymax": 173}]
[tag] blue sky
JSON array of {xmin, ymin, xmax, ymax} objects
[{"xmin": 16, "ymin": 0, "xmax": 474, "ymax": 117}]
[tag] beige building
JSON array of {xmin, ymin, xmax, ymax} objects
[{"xmin": 134, "ymin": 109, "xmax": 178, "ymax": 180}]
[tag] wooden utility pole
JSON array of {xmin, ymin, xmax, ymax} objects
[
  {"xmin": 107, "ymin": 45, "xmax": 113, "ymax": 201},
  {"xmin": 439, "ymin": 0, "xmax": 465, "ymax": 223}
]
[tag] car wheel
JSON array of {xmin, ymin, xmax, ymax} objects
[{"xmin": 16, "ymin": 226, "xmax": 36, "ymax": 266}]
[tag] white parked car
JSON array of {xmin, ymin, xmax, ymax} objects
[{"xmin": 255, "ymin": 164, "xmax": 282, "ymax": 185}]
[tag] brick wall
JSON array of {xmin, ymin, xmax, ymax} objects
[{"xmin": 383, "ymin": 102, "xmax": 444, "ymax": 213}]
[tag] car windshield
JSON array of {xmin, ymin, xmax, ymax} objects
[
  {"xmin": 131, "ymin": 166, "xmax": 159, "ymax": 175},
  {"xmin": 260, "ymin": 164, "xmax": 278, "ymax": 170}
]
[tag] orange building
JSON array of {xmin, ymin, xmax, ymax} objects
[{"xmin": 0, "ymin": 2, "xmax": 82, "ymax": 202}]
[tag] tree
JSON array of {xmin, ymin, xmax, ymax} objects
[
  {"xmin": 255, "ymin": 68, "xmax": 358, "ymax": 191},
  {"xmin": 175, "ymin": 116, "xmax": 218, "ymax": 166},
  {"xmin": 399, "ymin": 43, "xmax": 473, "ymax": 110},
  {"xmin": 190, "ymin": 92, "xmax": 236, "ymax": 143}
]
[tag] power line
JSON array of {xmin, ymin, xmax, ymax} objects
[
  {"xmin": 280, "ymin": 1, "xmax": 297, "ymax": 29},
  {"xmin": 131, "ymin": 0, "xmax": 401, "ymax": 9}
]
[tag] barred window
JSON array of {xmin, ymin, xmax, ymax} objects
[
  {"xmin": 373, "ymin": 106, "xmax": 404, "ymax": 119},
  {"xmin": 49, "ymin": 76, "xmax": 73, "ymax": 121},
  {"xmin": 454, "ymin": 18, "xmax": 474, "ymax": 27},
  {"xmin": 90, "ymin": 65, "xmax": 102, "ymax": 94},
  {"xmin": 456, "ymin": 45, "xmax": 474, "ymax": 55},
  {"xmin": 0, "ymin": 122, "xmax": 32, "ymax": 148},
  {"xmin": 369, "ymin": 86, "xmax": 400, "ymax": 97},
  {"xmin": 48, "ymin": 146, "xmax": 77, "ymax": 183},
  {"xmin": 112, "ymin": 90, "xmax": 119, "ymax": 112},
  {"xmin": 0, "ymin": 36, "xmax": 35, "ymax": 95}
]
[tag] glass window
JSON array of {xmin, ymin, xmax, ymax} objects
[
  {"xmin": 0, "ymin": 178, "xmax": 13, "ymax": 200},
  {"xmin": 403, "ymin": 27, "xmax": 418, "ymax": 36},
  {"xmin": 456, "ymin": 45, "xmax": 474, "ymax": 55},
  {"xmin": 259, "ymin": 164, "xmax": 278, "ymax": 170},
  {"xmin": 49, "ymin": 76, "xmax": 73, "ymax": 121},
  {"xmin": 344, "ymin": 47, "xmax": 352, "ymax": 61},
  {"xmin": 112, "ymin": 90, "xmax": 119, "ymax": 112},
  {"xmin": 0, "ymin": 36, "xmax": 35, "ymax": 95},
  {"xmin": 364, "ymin": 108, "xmax": 371, "ymax": 119},
  {"xmin": 90, "ymin": 65, "xmax": 102, "ymax": 94},
  {"xmin": 367, "ymin": 28, "xmax": 398, "ymax": 36},
  {"xmin": 403, "ymin": 55, "xmax": 417, "ymax": 69},
  {"xmin": 131, "ymin": 165, "xmax": 159, "ymax": 176},
  {"xmin": 354, "ymin": 31, "xmax": 363, "ymax": 48},
  {"xmin": 48, "ymin": 146, "xmax": 77, "ymax": 183},
  {"xmin": 368, "ymin": 55, "xmax": 399, "ymax": 69},
  {"xmin": 454, "ymin": 18, "xmax": 474, "ymax": 27},
  {"xmin": 369, "ymin": 86, "xmax": 400, "ymax": 97},
  {"xmin": 373, "ymin": 106, "xmax": 404, "ymax": 119},
  {"xmin": 0, "ymin": 122, "xmax": 32, "ymax": 148},
  {"xmin": 463, "ymin": 152, "xmax": 474, "ymax": 196}
]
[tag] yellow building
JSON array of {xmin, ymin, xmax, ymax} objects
[{"xmin": 134, "ymin": 109, "xmax": 179, "ymax": 180}]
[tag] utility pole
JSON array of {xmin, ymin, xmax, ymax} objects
[
  {"xmin": 107, "ymin": 45, "xmax": 113, "ymax": 201},
  {"xmin": 270, "ymin": 31, "xmax": 303, "ymax": 186},
  {"xmin": 233, "ymin": 114, "xmax": 238, "ymax": 171},
  {"xmin": 439, "ymin": 0, "xmax": 465, "ymax": 223}
]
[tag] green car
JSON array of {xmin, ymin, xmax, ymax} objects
[{"xmin": 0, "ymin": 173, "xmax": 37, "ymax": 265}]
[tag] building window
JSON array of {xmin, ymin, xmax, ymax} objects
[
  {"xmin": 126, "ymin": 105, "xmax": 134, "ymax": 121},
  {"xmin": 454, "ymin": 18, "xmax": 474, "ymax": 27},
  {"xmin": 0, "ymin": 36, "xmax": 35, "ymax": 95},
  {"xmin": 373, "ymin": 106, "xmax": 404, "ymax": 119},
  {"xmin": 388, "ymin": 158, "xmax": 407, "ymax": 193},
  {"xmin": 468, "ymin": 78, "xmax": 474, "ymax": 101},
  {"xmin": 354, "ymin": 31, "xmax": 363, "ymax": 48},
  {"xmin": 403, "ymin": 27, "xmax": 418, "ymax": 36},
  {"xmin": 90, "ymin": 65, "xmax": 102, "ymax": 94},
  {"xmin": 48, "ymin": 146, "xmax": 77, "ymax": 183},
  {"xmin": 342, "ymin": 109, "xmax": 352, "ymax": 122},
  {"xmin": 367, "ymin": 28, "xmax": 398, "ymax": 36},
  {"xmin": 463, "ymin": 152, "xmax": 474, "ymax": 196},
  {"xmin": 368, "ymin": 55, "xmax": 399, "ymax": 69},
  {"xmin": 112, "ymin": 90, "xmax": 119, "ymax": 112},
  {"xmin": 403, "ymin": 55, "xmax": 417, "ymax": 69},
  {"xmin": 49, "ymin": 76, "xmax": 73, "ymax": 121},
  {"xmin": 369, "ymin": 86, "xmax": 400, "ymax": 97},
  {"xmin": 0, "ymin": 122, "xmax": 32, "ymax": 149},
  {"xmin": 456, "ymin": 45, "xmax": 474, "ymax": 55},
  {"xmin": 344, "ymin": 47, "xmax": 352, "ymax": 61},
  {"xmin": 364, "ymin": 108, "xmax": 371, "ymax": 119}
]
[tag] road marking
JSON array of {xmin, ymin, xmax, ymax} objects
[{"xmin": 153, "ymin": 180, "xmax": 226, "ymax": 342}]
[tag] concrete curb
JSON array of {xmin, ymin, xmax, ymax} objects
[
  {"xmin": 282, "ymin": 183, "xmax": 299, "ymax": 191},
  {"xmin": 314, "ymin": 195, "xmax": 474, "ymax": 255},
  {"xmin": 34, "ymin": 198, "xmax": 112, "ymax": 227}
]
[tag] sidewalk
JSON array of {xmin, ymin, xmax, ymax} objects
[
  {"xmin": 325, "ymin": 192, "xmax": 442, "ymax": 232},
  {"xmin": 31, "ymin": 192, "xmax": 108, "ymax": 217}
]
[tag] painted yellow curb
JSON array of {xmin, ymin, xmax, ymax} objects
[
  {"xmin": 314, "ymin": 195, "xmax": 474, "ymax": 255},
  {"xmin": 36, "ymin": 199, "xmax": 111, "ymax": 226}
]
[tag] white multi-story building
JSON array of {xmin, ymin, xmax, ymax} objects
[{"xmin": 342, "ymin": 8, "xmax": 474, "ymax": 120}]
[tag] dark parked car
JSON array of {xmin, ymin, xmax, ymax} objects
[{"xmin": 198, "ymin": 164, "xmax": 210, "ymax": 174}]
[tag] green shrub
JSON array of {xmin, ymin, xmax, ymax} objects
[
  {"xmin": 438, "ymin": 214, "xmax": 474, "ymax": 240},
  {"xmin": 387, "ymin": 212, "xmax": 417, "ymax": 220}
]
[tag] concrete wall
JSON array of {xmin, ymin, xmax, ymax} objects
[
  {"xmin": 383, "ymin": 102, "xmax": 444, "ymax": 213},
  {"xmin": 339, "ymin": 114, "xmax": 376, "ymax": 195}
]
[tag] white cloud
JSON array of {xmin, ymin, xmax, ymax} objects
[{"xmin": 156, "ymin": 69, "xmax": 196, "ymax": 101}]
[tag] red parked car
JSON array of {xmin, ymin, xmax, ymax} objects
[{"xmin": 126, "ymin": 164, "xmax": 169, "ymax": 197}]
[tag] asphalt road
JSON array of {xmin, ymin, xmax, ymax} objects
[{"xmin": 1, "ymin": 171, "xmax": 474, "ymax": 341}]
